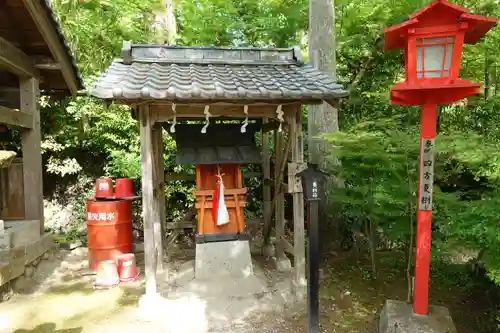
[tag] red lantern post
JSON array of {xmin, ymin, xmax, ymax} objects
[{"xmin": 384, "ymin": 0, "xmax": 497, "ymax": 316}]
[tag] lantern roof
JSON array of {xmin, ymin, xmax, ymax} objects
[{"xmin": 385, "ymin": 0, "xmax": 497, "ymax": 50}]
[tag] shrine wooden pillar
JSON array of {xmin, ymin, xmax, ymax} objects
[
  {"xmin": 274, "ymin": 128, "xmax": 286, "ymax": 261},
  {"xmin": 139, "ymin": 104, "xmax": 158, "ymax": 296},
  {"xmin": 0, "ymin": 37, "xmax": 45, "ymax": 234},
  {"xmin": 20, "ymin": 77, "xmax": 44, "ymax": 235},
  {"xmin": 152, "ymin": 122, "xmax": 165, "ymax": 272},
  {"xmin": 288, "ymin": 108, "xmax": 306, "ymax": 289},
  {"xmin": 261, "ymin": 118, "xmax": 272, "ymax": 250}
]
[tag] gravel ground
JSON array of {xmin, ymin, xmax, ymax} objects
[{"xmin": 0, "ymin": 248, "xmax": 306, "ymax": 333}]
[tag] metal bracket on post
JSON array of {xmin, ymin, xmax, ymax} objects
[{"xmin": 287, "ymin": 162, "xmax": 307, "ymax": 193}]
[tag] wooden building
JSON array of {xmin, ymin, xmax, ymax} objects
[
  {"xmin": 0, "ymin": 0, "xmax": 82, "ymax": 231},
  {"xmin": 91, "ymin": 42, "xmax": 347, "ymax": 296},
  {"xmin": 0, "ymin": 1, "xmax": 82, "ymax": 290}
]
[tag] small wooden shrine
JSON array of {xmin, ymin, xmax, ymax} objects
[
  {"xmin": 91, "ymin": 42, "xmax": 347, "ymax": 297},
  {"xmin": 169, "ymin": 119, "xmax": 262, "ymax": 243}
]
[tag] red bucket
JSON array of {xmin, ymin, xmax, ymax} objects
[
  {"xmin": 115, "ymin": 178, "xmax": 135, "ymax": 199},
  {"xmin": 95, "ymin": 178, "xmax": 113, "ymax": 199},
  {"xmin": 93, "ymin": 259, "xmax": 120, "ymax": 290},
  {"xmin": 117, "ymin": 253, "xmax": 140, "ymax": 283}
]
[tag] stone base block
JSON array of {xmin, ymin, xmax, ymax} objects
[
  {"xmin": 379, "ymin": 300, "xmax": 456, "ymax": 333},
  {"xmin": 195, "ymin": 240, "xmax": 253, "ymax": 280},
  {"xmin": 4, "ymin": 220, "xmax": 41, "ymax": 248}
]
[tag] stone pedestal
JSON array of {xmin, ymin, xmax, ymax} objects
[
  {"xmin": 379, "ymin": 300, "xmax": 456, "ymax": 333},
  {"xmin": 4, "ymin": 220, "xmax": 41, "ymax": 248},
  {"xmin": 195, "ymin": 240, "xmax": 253, "ymax": 280}
]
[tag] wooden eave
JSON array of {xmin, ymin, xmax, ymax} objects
[
  {"xmin": 21, "ymin": 0, "xmax": 82, "ymax": 94},
  {"xmin": 0, "ymin": 0, "xmax": 83, "ymax": 108}
]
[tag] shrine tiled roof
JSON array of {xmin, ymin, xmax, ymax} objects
[{"xmin": 90, "ymin": 44, "xmax": 347, "ymax": 103}]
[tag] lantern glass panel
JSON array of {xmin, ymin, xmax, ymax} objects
[{"xmin": 416, "ymin": 36, "xmax": 454, "ymax": 78}]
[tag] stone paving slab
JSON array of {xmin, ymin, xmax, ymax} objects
[{"xmin": 0, "ymin": 248, "xmax": 299, "ymax": 333}]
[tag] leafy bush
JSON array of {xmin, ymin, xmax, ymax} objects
[{"xmin": 323, "ymin": 113, "xmax": 500, "ymax": 284}]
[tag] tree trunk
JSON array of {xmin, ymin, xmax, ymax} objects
[
  {"xmin": 154, "ymin": 0, "xmax": 177, "ymax": 44},
  {"xmin": 484, "ymin": 52, "xmax": 491, "ymax": 100},
  {"xmin": 308, "ymin": 0, "xmax": 338, "ymax": 152},
  {"xmin": 308, "ymin": 0, "xmax": 340, "ymax": 246},
  {"xmin": 492, "ymin": 64, "xmax": 497, "ymax": 96}
]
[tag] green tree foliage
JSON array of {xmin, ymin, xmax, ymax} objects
[
  {"xmin": 177, "ymin": 0, "xmax": 308, "ymax": 46},
  {"xmin": 324, "ymin": 118, "xmax": 500, "ymax": 284},
  {"xmin": 328, "ymin": 0, "xmax": 500, "ymax": 286},
  {"xmin": 43, "ymin": 0, "xmax": 160, "ymax": 180},
  {"xmin": 52, "ymin": 0, "xmax": 159, "ymax": 76}
]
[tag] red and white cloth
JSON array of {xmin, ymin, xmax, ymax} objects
[{"xmin": 212, "ymin": 174, "xmax": 230, "ymax": 226}]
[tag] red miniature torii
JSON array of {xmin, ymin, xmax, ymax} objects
[{"xmin": 384, "ymin": 0, "xmax": 497, "ymax": 316}]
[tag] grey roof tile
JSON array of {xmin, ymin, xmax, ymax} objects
[{"xmin": 91, "ymin": 45, "xmax": 346, "ymax": 102}]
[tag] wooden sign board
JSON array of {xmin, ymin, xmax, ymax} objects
[{"xmin": 418, "ymin": 139, "xmax": 435, "ymax": 211}]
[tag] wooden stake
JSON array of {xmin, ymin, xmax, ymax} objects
[
  {"xmin": 307, "ymin": 200, "xmax": 320, "ymax": 332},
  {"xmin": 289, "ymin": 110, "xmax": 306, "ymax": 288}
]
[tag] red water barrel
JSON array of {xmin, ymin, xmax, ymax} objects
[{"xmin": 86, "ymin": 199, "xmax": 133, "ymax": 271}]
